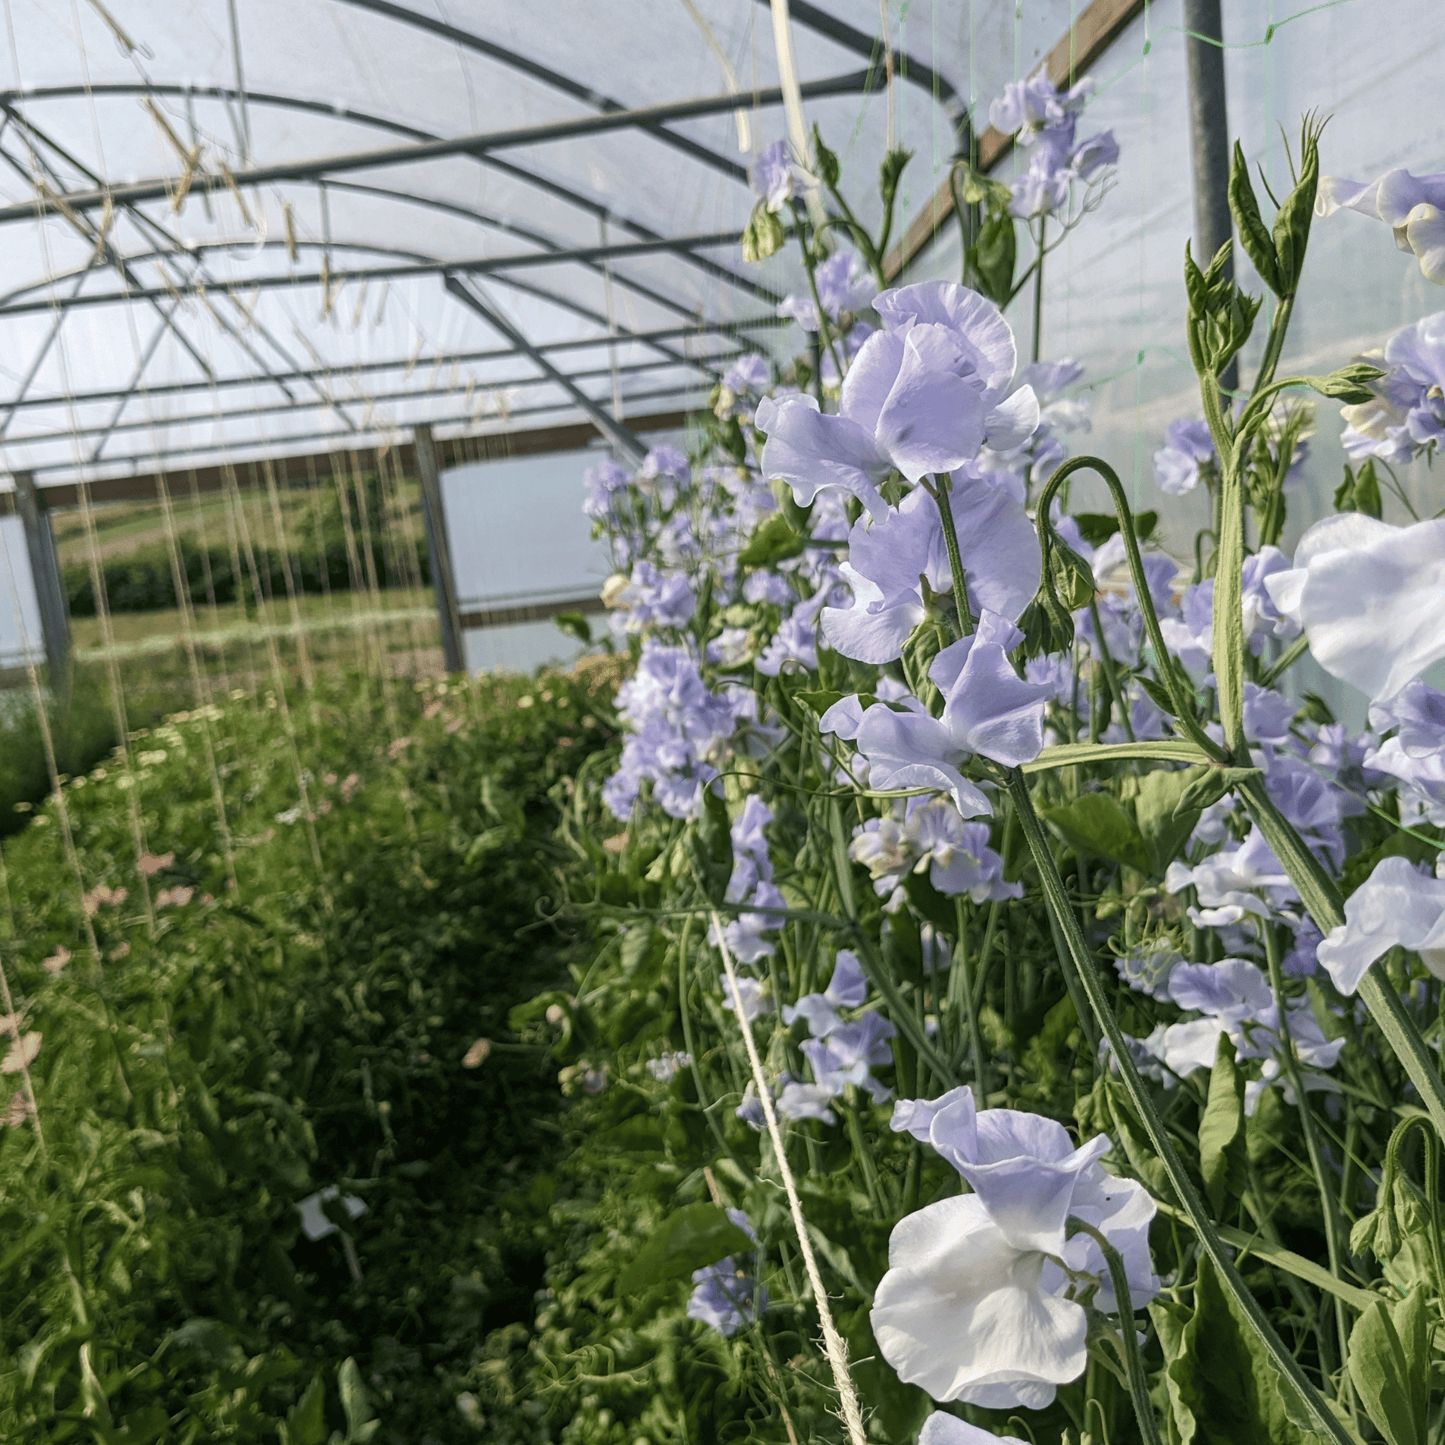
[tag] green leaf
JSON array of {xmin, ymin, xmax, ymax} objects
[
  {"xmin": 1072, "ymin": 509, "xmax": 1160, "ymax": 547},
  {"xmin": 1135, "ymin": 766, "xmax": 1206, "ymax": 874},
  {"xmin": 964, "ymin": 209, "xmax": 1017, "ymax": 308},
  {"xmin": 616, "ymin": 1203, "xmax": 753, "ymax": 1294},
  {"xmin": 794, "ymin": 687, "xmax": 844, "ymax": 719},
  {"xmin": 335, "ymin": 1357, "xmax": 379, "ymax": 1445},
  {"xmin": 1348, "ymin": 1295, "xmax": 1429, "ymax": 1445},
  {"xmin": 738, "ymin": 513, "xmax": 805, "ymax": 568},
  {"xmin": 742, "ymin": 200, "xmax": 785, "ymax": 263},
  {"xmin": 279, "ymin": 1374, "xmax": 328, "ymax": 1445},
  {"xmin": 1172, "ymin": 1254, "xmax": 1334, "ymax": 1445},
  {"xmin": 1334, "ymin": 458, "xmax": 1383, "ymax": 519},
  {"xmin": 1173, "ymin": 765, "xmax": 1261, "ymax": 819},
  {"xmin": 1199, "ymin": 1032, "xmax": 1247, "ymax": 1215},
  {"xmin": 553, "ymin": 611, "xmax": 592, "ymax": 645},
  {"xmin": 1229, "ymin": 141, "xmax": 1281, "ymax": 294},
  {"xmin": 1042, "ymin": 793, "xmax": 1150, "ymax": 874}
]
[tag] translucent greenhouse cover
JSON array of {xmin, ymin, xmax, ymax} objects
[
  {"xmin": 0, "ymin": 0, "xmax": 1080, "ymax": 483},
  {"xmin": 0, "ymin": 0, "xmax": 1439, "ymax": 687}
]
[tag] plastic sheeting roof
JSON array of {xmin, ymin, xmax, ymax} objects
[{"xmin": 0, "ymin": 0, "xmax": 1082, "ymax": 484}]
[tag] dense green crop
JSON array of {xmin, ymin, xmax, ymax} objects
[{"xmin": 0, "ymin": 661, "xmax": 618, "ymax": 1443}]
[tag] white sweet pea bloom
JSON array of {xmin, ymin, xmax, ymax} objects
[
  {"xmin": 1317, "ymin": 855, "xmax": 1445, "ymax": 995},
  {"xmin": 920, "ymin": 1412, "xmax": 1026, "ymax": 1444},
  {"xmin": 1265, "ymin": 514, "xmax": 1445, "ymax": 702},
  {"xmin": 876, "ymin": 1092, "xmax": 1157, "ymax": 1410}
]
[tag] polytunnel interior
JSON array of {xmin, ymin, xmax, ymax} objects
[{"xmin": 0, "ymin": 0, "xmax": 1437, "ymax": 688}]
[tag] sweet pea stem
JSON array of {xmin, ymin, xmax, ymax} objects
[
  {"xmin": 1066, "ymin": 1218, "xmax": 1163, "ymax": 1445},
  {"xmin": 705, "ymin": 903, "xmax": 868, "ymax": 1445},
  {"xmin": 1005, "ymin": 769, "xmax": 1356, "ymax": 1445},
  {"xmin": 927, "ymin": 475, "xmax": 975, "ymax": 635}
]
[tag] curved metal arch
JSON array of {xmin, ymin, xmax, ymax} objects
[
  {"xmin": 18, "ymin": 381, "xmax": 703, "ymax": 479},
  {"xmin": 1, "ymin": 357, "xmax": 693, "ymax": 449},
  {"xmin": 0, "ymin": 233, "xmax": 747, "ymax": 382},
  {"xmin": 327, "ymin": 0, "xmax": 750, "ymax": 185},
  {"xmin": 0, "ymin": 84, "xmax": 773, "ymax": 306}
]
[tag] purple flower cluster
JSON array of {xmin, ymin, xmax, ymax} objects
[
  {"xmin": 1339, "ymin": 311, "xmax": 1445, "ymax": 464},
  {"xmin": 988, "ymin": 71, "xmax": 1118, "ymax": 221},
  {"xmin": 602, "ymin": 641, "xmax": 752, "ymax": 821}
]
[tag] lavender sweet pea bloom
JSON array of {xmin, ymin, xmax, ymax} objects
[
  {"xmin": 1153, "ymin": 418, "xmax": 1215, "ymax": 496},
  {"xmin": 815, "ymin": 250, "xmax": 874, "ymax": 316},
  {"xmin": 821, "ymin": 612, "xmax": 1050, "ymax": 815},
  {"xmin": 1266, "ymin": 513, "xmax": 1445, "ymax": 702},
  {"xmin": 1320, "ymin": 168, "xmax": 1445, "ymax": 284},
  {"xmin": 722, "ymin": 353, "xmax": 770, "ymax": 396},
  {"xmin": 687, "ymin": 1208, "xmax": 767, "ymax": 1336},
  {"xmin": 759, "ymin": 282, "xmax": 1039, "ymax": 516},
  {"xmin": 783, "ymin": 950, "xmax": 868, "ymax": 1035},
  {"xmin": 751, "ymin": 138, "xmax": 798, "ymax": 212},
  {"xmin": 1338, "ymin": 313, "xmax": 1445, "ymax": 463},
  {"xmin": 1317, "ymin": 855, "xmax": 1445, "ymax": 995},
  {"xmin": 821, "ymin": 482, "xmax": 1041, "ymax": 663}
]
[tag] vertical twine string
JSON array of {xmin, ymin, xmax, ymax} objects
[
  {"xmin": 73, "ymin": 479, "xmax": 157, "ymax": 931},
  {"xmin": 151, "ymin": 469, "xmax": 239, "ymax": 893},
  {"xmin": 224, "ymin": 462, "xmax": 330, "ymax": 899},
  {"xmin": 706, "ymin": 908, "xmax": 868, "ymax": 1445}
]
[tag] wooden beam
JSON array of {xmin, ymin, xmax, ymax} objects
[
  {"xmin": 882, "ymin": 0, "xmax": 1148, "ymax": 282},
  {"xmin": 0, "ymin": 408, "xmax": 691, "ymax": 516}
]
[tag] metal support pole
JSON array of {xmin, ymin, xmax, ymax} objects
[
  {"xmin": 1183, "ymin": 0, "xmax": 1237, "ymax": 394},
  {"xmin": 413, "ymin": 425, "xmax": 465, "ymax": 675},
  {"xmin": 12, "ymin": 472, "xmax": 70, "ymax": 695}
]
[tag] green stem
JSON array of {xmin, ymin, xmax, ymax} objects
[
  {"xmin": 1263, "ymin": 924, "xmax": 1356, "ymax": 1421},
  {"xmin": 1087, "ymin": 598, "xmax": 1136, "ymax": 742},
  {"xmin": 1258, "ymin": 633, "xmax": 1309, "ymax": 689},
  {"xmin": 1005, "ymin": 768, "xmax": 1355, "ymax": 1445},
  {"xmin": 1036, "ymin": 458, "xmax": 1226, "ymax": 763},
  {"xmin": 1238, "ymin": 774, "xmax": 1445, "ymax": 1141},
  {"xmin": 1253, "ymin": 294, "xmax": 1296, "ymax": 395},
  {"xmin": 951, "ymin": 897, "xmax": 988, "ymax": 1094},
  {"xmin": 930, "ymin": 476, "xmax": 976, "ymax": 634},
  {"xmin": 1067, "ymin": 1219, "xmax": 1164, "ymax": 1445},
  {"xmin": 1032, "ymin": 218, "xmax": 1046, "ymax": 365}
]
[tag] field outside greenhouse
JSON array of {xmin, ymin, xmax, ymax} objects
[{"xmin": 2, "ymin": 2, "xmax": 1445, "ymax": 1444}]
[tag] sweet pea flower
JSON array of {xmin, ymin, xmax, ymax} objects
[
  {"xmin": 1338, "ymin": 313, "xmax": 1445, "ymax": 464},
  {"xmin": 1153, "ymin": 418, "xmax": 1216, "ymax": 496},
  {"xmin": 1320, "ymin": 168, "xmax": 1445, "ymax": 284},
  {"xmin": 815, "ymin": 250, "xmax": 874, "ymax": 316},
  {"xmin": 872, "ymin": 1192, "xmax": 1089, "ymax": 1408},
  {"xmin": 1317, "ymin": 855, "xmax": 1445, "ymax": 995},
  {"xmin": 751, "ymin": 139, "xmax": 798, "ymax": 212},
  {"xmin": 878, "ymin": 1089, "xmax": 1157, "ymax": 1409},
  {"xmin": 821, "ymin": 612, "xmax": 1050, "ymax": 816},
  {"xmin": 783, "ymin": 950, "xmax": 868, "ymax": 1036},
  {"xmin": 1265, "ymin": 513, "xmax": 1445, "ymax": 702},
  {"xmin": 688, "ymin": 1208, "xmax": 767, "ymax": 1336},
  {"xmin": 800, "ymin": 1010, "xmax": 897, "ymax": 1102},
  {"xmin": 821, "ymin": 481, "xmax": 1041, "ymax": 663},
  {"xmin": 722, "ymin": 353, "xmax": 770, "ymax": 396},
  {"xmin": 759, "ymin": 282, "xmax": 1039, "ymax": 517},
  {"xmin": 920, "ymin": 1416, "xmax": 1026, "ymax": 1445}
]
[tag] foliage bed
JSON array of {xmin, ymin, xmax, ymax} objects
[{"xmin": 0, "ymin": 661, "xmax": 617, "ymax": 1443}]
